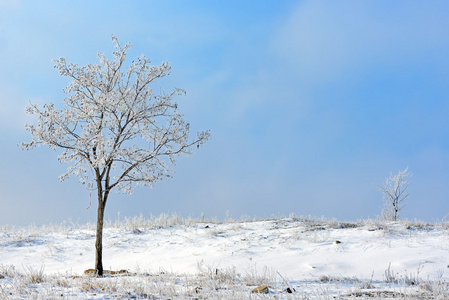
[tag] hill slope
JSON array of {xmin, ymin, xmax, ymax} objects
[{"xmin": 1, "ymin": 216, "xmax": 449, "ymax": 298}]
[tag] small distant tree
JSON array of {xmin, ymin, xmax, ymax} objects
[
  {"xmin": 21, "ymin": 36, "xmax": 210, "ymax": 276},
  {"xmin": 377, "ymin": 168, "xmax": 412, "ymax": 221}
]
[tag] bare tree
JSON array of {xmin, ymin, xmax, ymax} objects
[
  {"xmin": 377, "ymin": 168, "xmax": 412, "ymax": 221},
  {"xmin": 21, "ymin": 36, "xmax": 210, "ymax": 276}
]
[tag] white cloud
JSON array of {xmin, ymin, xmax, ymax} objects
[
  {"xmin": 0, "ymin": 0, "xmax": 19, "ymax": 11},
  {"xmin": 273, "ymin": 1, "xmax": 449, "ymax": 85}
]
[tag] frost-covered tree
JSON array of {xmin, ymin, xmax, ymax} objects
[
  {"xmin": 21, "ymin": 36, "xmax": 210, "ymax": 276},
  {"xmin": 377, "ymin": 168, "xmax": 412, "ymax": 222}
]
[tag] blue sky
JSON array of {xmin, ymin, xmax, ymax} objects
[{"xmin": 1, "ymin": 1, "xmax": 449, "ymax": 225}]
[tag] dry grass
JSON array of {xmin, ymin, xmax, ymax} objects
[{"xmin": 0, "ymin": 262, "xmax": 448, "ymax": 299}]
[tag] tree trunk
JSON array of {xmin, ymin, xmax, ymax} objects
[
  {"xmin": 95, "ymin": 193, "xmax": 106, "ymax": 276},
  {"xmin": 94, "ymin": 165, "xmax": 112, "ymax": 277}
]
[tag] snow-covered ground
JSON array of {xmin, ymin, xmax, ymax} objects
[{"xmin": 1, "ymin": 215, "xmax": 449, "ymax": 299}]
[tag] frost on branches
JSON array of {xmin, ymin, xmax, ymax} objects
[
  {"xmin": 22, "ymin": 35, "xmax": 210, "ymax": 196},
  {"xmin": 21, "ymin": 35, "xmax": 210, "ymax": 275},
  {"xmin": 377, "ymin": 168, "xmax": 412, "ymax": 222}
]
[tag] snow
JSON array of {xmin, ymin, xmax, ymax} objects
[{"xmin": 1, "ymin": 216, "xmax": 449, "ymax": 298}]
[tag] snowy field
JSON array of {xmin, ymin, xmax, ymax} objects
[{"xmin": 1, "ymin": 214, "xmax": 449, "ymax": 299}]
